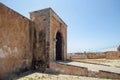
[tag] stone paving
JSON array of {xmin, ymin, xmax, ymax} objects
[
  {"xmin": 74, "ymin": 59, "xmax": 120, "ymax": 67},
  {"xmin": 61, "ymin": 60, "xmax": 120, "ymax": 74}
]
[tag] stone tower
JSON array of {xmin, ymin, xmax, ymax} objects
[{"xmin": 30, "ymin": 8, "xmax": 67, "ymax": 70}]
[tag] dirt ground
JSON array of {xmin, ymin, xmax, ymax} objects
[{"xmin": 14, "ymin": 72, "xmax": 115, "ymax": 80}]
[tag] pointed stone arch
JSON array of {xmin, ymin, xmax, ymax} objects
[{"xmin": 55, "ymin": 32, "xmax": 63, "ymax": 60}]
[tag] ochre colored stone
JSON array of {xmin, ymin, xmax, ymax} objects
[{"xmin": 0, "ymin": 3, "xmax": 67, "ymax": 79}]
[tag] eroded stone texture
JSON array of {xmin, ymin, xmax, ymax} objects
[
  {"xmin": 30, "ymin": 8, "xmax": 67, "ymax": 70},
  {"xmin": 0, "ymin": 3, "xmax": 67, "ymax": 79},
  {"xmin": 30, "ymin": 9, "xmax": 50, "ymax": 71},
  {"xmin": 0, "ymin": 3, "xmax": 33, "ymax": 78},
  {"xmin": 50, "ymin": 9, "xmax": 67, "ymax": 61}
]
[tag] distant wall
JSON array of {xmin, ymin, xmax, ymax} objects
[
  {"xmin": 69, "ymin": 55, "xmax": 87, "ymax": 60},
  {"xmin": 68, "ymin": 54, "xmax": 105, "ymax": 60},
  {"xmin": 0, "ymin": 3, "xmax": 32, "ymax": 78},
  {"xmin": 105, "ymin": 51, "xmax": 120, "ymax": 59},
  {"xmin": 69, "ymin": 52, "xmax": 120, "ymax": 59},
  {"xmin": 87, "ymin": 55, "xmax": 105, "ymax": 59}
]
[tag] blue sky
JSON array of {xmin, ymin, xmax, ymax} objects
[{"xmin": 0, "ymin": 0, "xmax": 120, "ymax": 53}]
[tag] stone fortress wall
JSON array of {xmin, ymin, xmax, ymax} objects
[{"xmin": 0, "ymin": 2, "xmax": 120, "ymax": 79}]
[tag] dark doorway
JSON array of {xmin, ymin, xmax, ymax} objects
[{"xmin": 56, "ymin": 32, "xmax": 62, "ymax": 60}]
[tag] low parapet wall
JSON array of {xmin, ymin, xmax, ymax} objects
[
  {"xmin": 49, "ymin": 61, "xmax": 88, "ymax": 76},
  {"xmin": 49, "ymin": 61, "xmax": 120, "ymax": 79},
  {"xmin": 98, "ymin": 70, "xmax": 120, "ymax": 79}
]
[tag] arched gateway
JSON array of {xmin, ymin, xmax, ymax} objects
[
  {"xmin": 30, "ymin": 8, "xmax": 67, "ymax": 70},
  {"xmin": 56, "ymin": 32, "xmax": 63, "ymax": 60}
]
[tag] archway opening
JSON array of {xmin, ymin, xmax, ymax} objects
[{"xmin": 56, "ymin": 32, "xmax": 62, "ymax": 60}]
